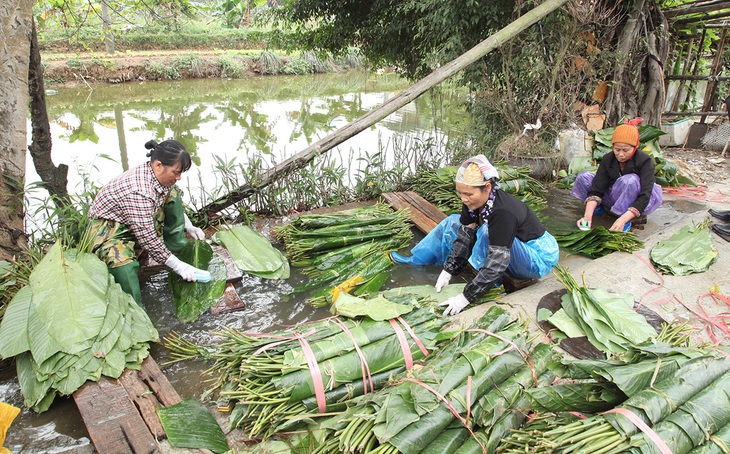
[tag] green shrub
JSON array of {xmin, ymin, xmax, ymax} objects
[
  {"xmin": 145, "ymin": 61, "xmax": 180, "ymax": 80},
  {"xmin": 216, "ymin": 55, "xmax": 247, "ymax": 78},
  {"xmin": 282, "ymin": 54, "xmax": 312, "ymax": 75},
  {"xmin": 258, "ymin": 50, "xmax": 282, "ymax": 75}
]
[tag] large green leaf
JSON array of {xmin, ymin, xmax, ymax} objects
[
  {"xmin": 213, "ymin": 225, "xmax": 290, "ymax": 279},
  {"xmin": 169, "ymin": 241, "xmax": 227, "ymax": 323},
  {"xmin": 29, "ymin": 244, "xmax": 108, "ymax": 357},
  {"xmin": 651, "ymin": 221, "xmax": 718, "ymax": 275},
  {"xmin": 330, "ymin": 292, "xmax": 414, "ymax": 320},
  {"xmin": 157, "ymin": 398, "xmax": 229, "ymax": 453},
  {"xmin": 0, "ymin": 286, "xmax": 33, "ymax": 358}
]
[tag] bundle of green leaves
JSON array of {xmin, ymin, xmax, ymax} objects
[
  {"xmin": 553, "ymin": 226, "xmax": 644, "ymax": 258},
  {"xmin": 549, "ymin": 266, "xmax": 657, "ymax": 356},
  {"xmin": 503, "ymin": 349, "xmax": 730, "ymax": 454},
  {"xmin": 307, "ymin": 308, "xmax": 554, "ymax": 454},
  {"xmin": 650, "ymin": 220, "xmax": 718, "ymax": 275},
  {"xmin": 212, "ymin": 224, "xmax": 290, "ymax": 279},
  {"xmin": 0, "ymin": 243, "xmax": 158, "ymax": 412}
]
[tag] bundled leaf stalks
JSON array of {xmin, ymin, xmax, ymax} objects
[
  {"xmin": 406, "ymin": 165, "xmax": 547, "ymax": 215},
  {"xmin": 501, "ymin": 352, "xmax": 730, "ymax": 454},
  {"xmin": 167, "ymin": 303, "xmax": 446, "ymax": 438},
  {"xmin": 310, "ymin": 310, "xmax": 555, "ymax": 454},
  {"xmin": 274, "ymin": 204, "xmax": 412, "ymax": 306},
  {"xmin": 553, "ymin": 226, "xmax": 644, "ymax": 258}
]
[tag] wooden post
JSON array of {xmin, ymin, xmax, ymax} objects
[{"xmin": 200, "ymin": 0, "xmax": 569, "ymax": 215}]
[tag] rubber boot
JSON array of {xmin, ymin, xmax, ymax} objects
[
  {"xmin": 109, "ymin": 261, "xmax": 141, "ymax": 304},
  {"xmin": 163, "ymin": 192, "xmax": 189, "ymax": 254},
  {"xmin": 712, "ymin": 223, "xmax": 730, "ymax": 243},
  {"xmin": 709, "ymin": 209, "xmax": 730, "ymax": 222}
]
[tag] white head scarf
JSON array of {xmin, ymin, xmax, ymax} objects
[{"xmin": 454, "ymin": 155, "xmax": 500, "ymax": 187}]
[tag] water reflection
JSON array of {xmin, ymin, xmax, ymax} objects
[{"xmin": 29, "ymin": 72, "xmax": 468, "ymax": 204}]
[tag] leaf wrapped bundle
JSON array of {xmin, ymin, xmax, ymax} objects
[
  {"xmin": 169, "ymin": 240, "xmax": 227, "ymax": 322},
  {"xmin": 0, "ymin": 243, "xmax": 158, "ymax": 412},
  {"xmin": 687, "ymin": 422, "xmax": 730, "ymax": 454},
  {"xmin": 499, "ymin": 352, "xmax": 730, "ymax": 454},
  {"xmin": 275, "ymin": 204, "xmax": 396, "ymax": 234},
  {"xmin": 623, "ymin": 370, "xmax": 730, "ymax": 454},
  {"xmin": 554, "ymin": 226, "xmax": 644, "ymax": 258},
  {"xmin": 650, "ymin": 220, "xmax": 718, "ymax": 275},
  {"xmin": 312, "ymin": 312, "xmax": 533, "ymax": 454}
]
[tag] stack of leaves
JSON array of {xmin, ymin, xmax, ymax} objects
[
  {"xmin": 274, "ymin": 204, "xmax": 412, "ymax": 306},
  {"xmin": 169, "ymin": 240, "xmax": 227, "ymax": 322},
  {"xmin": 212, "ymin": 224, "xmax": 290, "ymax": 279},
  {"xmin": 406, "ymin": 164, "xmax": 547, "ymax": 215},
  {"xmin": 0, "ymin": 243, "xmax": 158, "ymax": 412},
  {"xmin": 553, "ymin": 226, "xmax": 644, "ymax": 258},
  {"xmin": 550, "ymin": 266, "xmax": 657, "ymax": 356},
  {"xmin": 308, "ymin": 308, "xmax": 556, "ymax": 454},
  {"xmin": 166, "ymin": 293, "xmax": 448, "ymax": 438},
  {"xmin": 592, "ymin": 124, "xmax": 697, "ymax": 187},
  {"xmin": 501, "ymin": 348, "xmax": 730, "ymax": 454},
  {"xmin": 650, "ymin": 219, "xmax": 718, "ymax": 275}
]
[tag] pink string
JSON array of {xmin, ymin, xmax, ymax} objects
[
  {"xmin": 602, "ymin": 408, "xmax": 672, "ymax": 454},
  {"xmin": 389, "ymin": 319, "xmax": 414, "ymax": 369},
  {"xmin": 331, "ymin": 318, "xmax": 374, "ymax": 394},
  {"xmin": 396, "ymin": 316, "xmax": 429, "ymax": 357},
  {"xmin": 295, "ymin": 331, "xmax": 328, "ymax": 413},
  {"xmin": 400, "ymin": 377, "xmax": 487, "ymax": 454},
  {"xmin": 251, "ymin": 329, "xmax": 317, "ymax": 356}
]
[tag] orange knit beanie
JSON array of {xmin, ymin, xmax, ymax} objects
[{"xmin": 611, "ymin": 118, "xmax": 642, "ymax": 146}]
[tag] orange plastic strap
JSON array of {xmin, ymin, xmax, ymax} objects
[
  {"xmin": 389, "ymin": 319, "xmax": 414, "ymax": 369},
  {"xmin": 402, "ymin": 377, "xmax": 486, "ymax": 454},
  {"xmin": 295, "ymin": 332, "xmax": 327, "ymax": 413},
  {"xmin": 397, "ymin": 316, "xmax": 429, "ymax": 357},
  {"xmin": 602, "ymin": 408, "xmax": 672, "ymax": 454},
  {"xmin": 332, "ymin": 318, "xmax": 374, "ymax": 394},
  {"xmin": 251, "ymin": 329, "xmax": 317, "ymax": 356}
]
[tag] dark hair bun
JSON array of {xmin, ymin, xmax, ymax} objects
[{"xmin": 144, "ymin": 140, "xmax": 158, "ymax": 150}]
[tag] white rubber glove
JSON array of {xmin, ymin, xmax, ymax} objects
[
  {"xmin": 165, "ymin": 255, "xmax": 211, "ymax": 282},
  {"xmin": 184, "ymin": 213, "xmax": 206, "ymax": 240},
  {"xmin": 439, "ymin": 293, "xmax": 470, "ymax": 317},
  {"xmin": 435, "ymin": 270, "xmax": 452, "ymax": 292}
]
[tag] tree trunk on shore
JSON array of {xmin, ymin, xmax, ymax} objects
[
  {"xmin": 28, "ymin": 16, "xmax": 70, "ymax": 208},
  {"xmin": 0, "ymin": 0, "xmax": 33, "ymax": 260}
]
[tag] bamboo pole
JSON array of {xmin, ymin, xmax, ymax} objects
[{"xmin": 201, "ymin": 0, "xmax": 569, "ymax": 215}]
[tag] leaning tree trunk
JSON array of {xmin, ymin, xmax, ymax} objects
[
  {"xmin": 0, "ymin": 0, "xmax": 33, "ymax": 260},
  {"xmin": 28, "ymin": 16, "xmax": 70, "ymax": 208}
]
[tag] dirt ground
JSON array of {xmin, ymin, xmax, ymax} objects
[{"xmin": 664, "ymin": 146, "xmax": 729, "ymax": 186}]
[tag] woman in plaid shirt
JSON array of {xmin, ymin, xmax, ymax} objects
[{"xmin": 87, "ymin": 139, "xmax": 210, "ymax": 303}]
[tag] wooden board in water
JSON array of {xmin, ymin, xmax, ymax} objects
[
  {"xmin": 73, "ymin": 356, "xmax": 182, "ymax": 454},
  {"xmin": 381, "ymin": 191, "xmax": 447, "ymax": 234}
]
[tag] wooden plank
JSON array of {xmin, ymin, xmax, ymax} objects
[
  {"xmin": 74, "ymin": 356, "xmax": 183, "ymax": 453},
  {"xmin": 211, "ymin": 244, "xmax": 243, "ymax": 283},
  {"xmin": 381, "ymin": 191, "xmax": 445, "ymax": 234},
  {"xmin": 137, "ymin": 356, "xmax": 182, "ymax": 407},
  {"xmin": 210, "ymin": 283, "xmax": 245, "ymax": 315},
  {"xmin": 74, "ymin": 376, "xmax": 157, "ymax": 454}
]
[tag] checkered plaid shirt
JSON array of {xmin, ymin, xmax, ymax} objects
[{"xmin": 89, "ymin": 162, "xmax": 172, "ymax": 264}]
